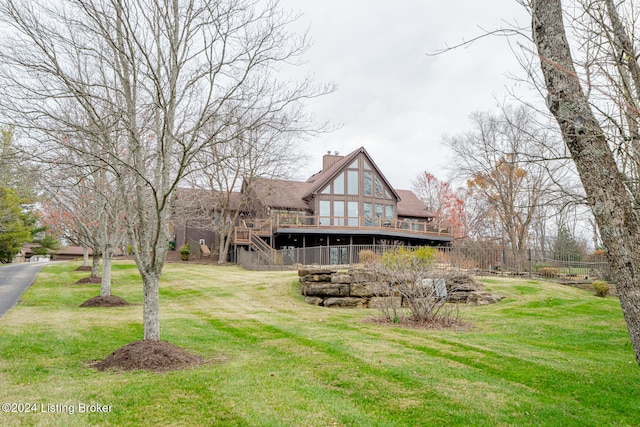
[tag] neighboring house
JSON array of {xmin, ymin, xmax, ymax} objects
[{"xmin": 172, "ymin": 147, "xmax": 454, "ymax": 261}]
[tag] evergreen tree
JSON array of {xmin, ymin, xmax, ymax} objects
[
  {"xmin": 553, "ymin": 225, "xmax": 584, "ymax": 262},
  {"xmin": 0, "ymin": 187, "xmax": 32, "ymax": 262}
]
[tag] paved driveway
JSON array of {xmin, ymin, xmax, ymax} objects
[{"xmin": 0, "ymin": 262, "xmax": 48, "ymax": 318}]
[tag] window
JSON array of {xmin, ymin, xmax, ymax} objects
[
  {"xmin": 348, "ymin": 201, "xmax": 358, "ymax": 226},
  {"xmin": 375, "ymin": 204, "xmax": 383, "ymax": 226},
  {"xmin": 374, "ymin": 176, "xmax": 384, "ymax": 198},
  {"xmin": 319, "ymin": 200, "xmax": 330, "ymax": 225},
  {"xmin": 320, "ymin": 186, "xmax": 330, "ymax": 194},
  {"xmin": 363, "ymin": 202, "xmax": 372, "ymax": 226},
  {"xmin": 349, "ymin": 159, "xmax": 359, "ymax": 168},
  {"xmin": 330, "ymin": 247, "xmax": 349, "ymax": 265},
  {"xmin": 333, "ymin": 201, "xmax": 345, "ymax": 226},
  {"xmin": 364, "ymin": 172, "xmax": 373, "ymax": 196},
  {"xmin": 347, "ymin": 170, "xmax": 358, "ymax": 195},
  {"xmin": 333, "ymin": 172, "xmax": 344, "ymax": 195},
  {"xmin": 385, "ymin": 205, "xmax": 394, "ymax": 218}
]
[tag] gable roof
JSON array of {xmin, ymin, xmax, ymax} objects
[{"xmin": 303, "ymin": 146, "xmax": 401, "ymax": 200}]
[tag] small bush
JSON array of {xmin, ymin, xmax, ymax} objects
[
  {"xmin": 179, "ymin": 244, "xmax": 190, "ymax": 261},
  {"xmin": 359, "ymin": 249, "xmax": 379, "ymax": 264},
  {"xmin": 537, "ymin": 267, "xmax": 558, "ymax": 278},
  {"xmin": 592, "ymin": 281, "xmax": 610, "ymax": 297},
  {"xmin": 380, "ymin": 246, "xmax": 436, "ymax": 270},
  {"xmin": 368, "ymin": 246, "xmax": 464, "ymax": 328}
]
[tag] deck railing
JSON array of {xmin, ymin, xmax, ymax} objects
[{"xmin": 272, "ymin": 212, "xmax": 453, "ymax": 238}]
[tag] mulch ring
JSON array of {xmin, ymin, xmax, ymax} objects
[
  {"xmin": 80, "ymin": 295, "xmax": 131, "ymax": 308},
  {"xmin": 74, "ymin": 266, "xmax": 93, "ymax": 272},
  {"xmin": 365, "ymin": 316, "xmax": 472, "ymax": 331},
  {"xmin": 74, "ymin": 276, "xmax": 102, "ymax": 285},
  {"xmin": 91, "ymin": 340, "xmax": 206, "ymax": 372}
]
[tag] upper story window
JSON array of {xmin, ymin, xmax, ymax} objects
[
  {"xmin": 347, "ymin": 170, "xmax": 358, "ymax": 195},
  {"xmin": 334, "ymin": 172, "xmax": 345, "ymax": 195},
  {"xmin": 322, "ymin": 162, "xmax": 360, "ymax": 196},
  {"xmin": 374, "ymin": 176, "xmax": 384, "ymax": 198},
  {"xmin": 363, "ymin": 171, "xmax": 387, "ymax": 199},
  {"xmin": 317, "ymin": 154, "xmax": 397, "ymax": 221}
]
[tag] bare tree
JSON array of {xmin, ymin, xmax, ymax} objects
[
  {"xmin": 0, "ymin": 0, "xmax": 328, "ymax": 344},
  {"xmin": 531, "ymin": 0, "xmax": 640, "ymax": 363},
  {"xmin": 178, "ymin": 112, "xmax": 309, "ymax": 263},
  {"xmin": 445, "ymin": 106, "xmax": 555, "ymax": 264}
]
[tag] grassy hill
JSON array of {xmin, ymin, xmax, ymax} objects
[{"xmin": 0, "ymin": 261, "xmax": 637, "ymax": 426}]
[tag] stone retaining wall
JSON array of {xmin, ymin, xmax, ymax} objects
[{"xmin": 299, "ymin": 268, "xmax": 504, "ymax": 308}]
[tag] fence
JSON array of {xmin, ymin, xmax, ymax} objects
[
  {"xmin": 237, "ymin": 244, "xmax": 394, "ymax": 271},
  {"xmin": 237, "ymin": 244, "xmax": 611, "ymax": 281}
]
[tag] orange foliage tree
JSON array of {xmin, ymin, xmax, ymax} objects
[{"xmin": 412, "ymin": 172, "xmax": 465, "ymax": 239}]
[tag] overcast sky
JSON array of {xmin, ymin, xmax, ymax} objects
[{"xmin": 278, "ymin": 0, "xmax": 533, "ymax": 190}]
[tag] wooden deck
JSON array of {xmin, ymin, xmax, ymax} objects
[
  {"xmin": 273, "ymin": 213, "xmax": 453, "ymax": 238},
  {"xmin": 233, "ymin": 214, "xmax": 454, "ymax": 243}
]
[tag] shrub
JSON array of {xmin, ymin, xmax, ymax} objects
[
  {"xmin": 369, "ymin": 246, "xmax": 463, "ymax": 327},
  {"xmin": 537, "ymin": 267, "xmax": 558, "ymax": 278},
  {"xmin": 179, "ymin": 244, "xmax": 190, "ymax": 261},
  {"xmin": 380, "ymin": 246, "xmax": 436, "ymax": 270},
  {"xmin": 359, "ymin": 249, "xmax": 379, "ymax": 264},
  {"xmin": 592, "ymin": 281, "xmax": 610, "ymax": 297}
]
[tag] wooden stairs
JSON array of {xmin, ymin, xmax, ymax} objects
[{"xmin": 233, "ymin": 219, "xmax": 276, "ymax": 264}]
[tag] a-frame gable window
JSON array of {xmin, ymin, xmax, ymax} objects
[
  {"xmin": 334, "ymin": 172, "xmax": 345, "ymax": 195},
  {"xmin": 363, "ymin": 170, "xmax": 390, "ymax": 200},
  {"xmin": 364, "ymin": 171, "xmax": 373, "ymax": 196},
  {"xmin": 315, "ymin": 151, "xmax": 398, "ymax": 225}
]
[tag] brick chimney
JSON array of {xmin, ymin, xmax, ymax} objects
[{"xmin": 322, "ymin": 151, "xmax": 343, "ymax": 170}]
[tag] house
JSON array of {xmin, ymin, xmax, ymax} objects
[{"xmin": 172, "ymin": 147, "xmax": 454, "ymax": 264}]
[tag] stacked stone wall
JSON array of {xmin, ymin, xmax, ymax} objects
[{"xmin": 298, "ymin": 268, "xmax": 503, "ymax": 308}]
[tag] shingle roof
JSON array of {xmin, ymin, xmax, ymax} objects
[
  {"xmin": 396, "ymin": 189, "xmax": 434, "ymax": 219},
  {"xmin": 175, "ymin": 187, "xmax": 244, "ymax": 211},
  {"xmin": 249, "ymin": 178, "xmax": 312, "ymax": 211}
]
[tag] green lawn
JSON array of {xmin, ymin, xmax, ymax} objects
[{"xmin": 0, "ymin": 261, "xmax": 638, "ymax": 426}]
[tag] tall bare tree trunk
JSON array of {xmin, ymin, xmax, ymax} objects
[
  {"xmin": 532, "ymin": 0, "xmax": 640, "ymax": 363},
  {"xmin": 100, "ymin": 243, "xmax": 113, "ymax": 298},
  {"xmin": 91, "ymin": 246, "xmax": 100, "ymax": 279},
  {"xmin": 82, "ymin": 246, "xmax": 90, "ymax": 268},
  {"xmin": 142, "ymin": 271, "xmax": 161, "ymax": 341}
]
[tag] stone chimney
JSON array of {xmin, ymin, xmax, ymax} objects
[{"xmin": 322, "ymin": 151, "xmax": 343, "ymax": 170}]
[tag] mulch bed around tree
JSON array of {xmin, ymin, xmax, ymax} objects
[
  {"xmin": 74, "ymin": 276, "xmax": 102, "ymax": 285},
  {"xmin": 365, "ymin": 317, "xmax": 472, "ymax": 331},
  {"xmin": 79, "ymin": 295, "xmax": 131, "ymax": 307},
  {"xmin": 74, "ymin": 266, "xmax": 93, "ymax": 272},
  {"xmin": 91, "ymin": 340, "xmax": 205, "ymax": 372}
]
